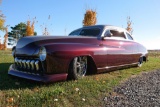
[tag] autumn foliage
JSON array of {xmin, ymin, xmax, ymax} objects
[
  {"xmin": 0, "ymin": 5, "xmax": 5, "ymax": 30},
  {"xmin": 26, "ymin": 20, "xmax": 35, "ymax": 36},
  {"xmin": 83, "ymin": 9, "xmax": 97, "ymax": 26},
  {"xmin": 0, "ymin": 16, "xmax": 5, "ymax": 30},
  {"xmin": 3, "ymin": 27, "xmax": 8, "ymax": 50},
  {"xmin": 126, "ymin": 16, "xmax": 133, "ymax": 34}
]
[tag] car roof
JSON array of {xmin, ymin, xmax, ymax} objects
[
  {"xmin": 82, "ymin": 25, "xmax": 130, "ymax": 34},
  {"xmin": 69, "ymin": 25, "xmax": 131, "ymax": 36},
  {"xmin": 83, "ymin": 25, "xmax": 125, "ymax": 30}
]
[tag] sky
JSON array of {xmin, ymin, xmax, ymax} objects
[{"xmin": 0, "ymin": 0, "xmax": 160, "ymax": 49}]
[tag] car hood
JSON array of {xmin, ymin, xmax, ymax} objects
[{"xmin": 15, "ymin": 36, "xmax": 98, "ymax": 56}]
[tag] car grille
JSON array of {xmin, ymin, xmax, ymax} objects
[{"xmin": 14, "ymin": 57, "xmax": 44, "ymax": 74}]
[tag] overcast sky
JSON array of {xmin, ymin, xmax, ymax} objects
[{"xmin": 0, "ymin": 0, "xmax": 160, "ymax": 49}]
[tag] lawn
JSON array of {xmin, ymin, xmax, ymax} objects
[{"xmin": 0, "ymin": 50, "xmax": 160, "ymax": 107}]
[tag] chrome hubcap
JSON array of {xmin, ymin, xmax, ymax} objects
[{"xmin": 73, "ymin": 56, "xmax": 87, "ymax": 78}]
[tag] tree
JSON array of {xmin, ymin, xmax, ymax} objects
[
  {"xmin": 0, "ymin": 0, "xmax": 5, "ymax": 31},
  {"xmin": 41, "ymin": 15, "xmax": 52, "ymax": 35},
  {"xmin": 3, "ymin": 26, "xmax": 8, "ymax": 50},
  {"xmin": 26, "ymin": 17, "xmax": 37, "ymax": 36},
  {"xmin": 26, "ymin": 20, "xmax": 35, "ymax": 36},
  {"xmin": 83, "ymin": 9, "xmax": 97, "ymax": 26},
  {"xmin": 8, "ymin": 22, "xmax": 37, "ymax": 39},
  {"xmin": 42, "ymin": 27, "xmax": 49, "ymax": 36},
  {"xmin": 126, "ymin": 16, "xmax": 133, "ymax": 34},
  {"xmin": 0, "ymin": 0, "xmax": 7, "ymax": 50},
  {"xmin": 8, "ymin": 22, "xmax": 27, "ymax": 39},
  {"xmin": 0, "ymin": 14, "xmax": 5, "ymax": 31}
]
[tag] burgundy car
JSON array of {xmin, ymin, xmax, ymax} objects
[{"xmin": 8, "ymin": 25, "xmax": 148, "ymax": 82}]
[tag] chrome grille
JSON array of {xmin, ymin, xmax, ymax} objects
[
  {"xmin": 22, "ymin": 60, "xmax": 26, "ymax": 69},
  {"xmin": 26, "ymin": 60, "xmax": 30, "ymax": 69},
  {"xmin": 14, "ymin": 57, "xmax": 43, "ymax": 74},
  {"xmin": 30, "ymin": 60, "xmax": 35, "ymax": 70},
  {"xmin": 35, "ymin": 60, "xmax": 39, "ymax": 71}
]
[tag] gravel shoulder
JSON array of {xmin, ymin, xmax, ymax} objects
[{"xmin": 104, "ymin": 69, "xmax": 160, "ymax": 107}]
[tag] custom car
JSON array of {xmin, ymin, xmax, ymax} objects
[{"xmin": 8, "ymin": 25, "xmax": 148, "ymax": 82}]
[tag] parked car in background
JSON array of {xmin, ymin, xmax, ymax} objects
[{"xmin": 8, "ymin": 25, "xmax": 148, "ymax": 82}]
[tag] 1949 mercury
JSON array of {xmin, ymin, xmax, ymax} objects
[{"xmin": 8, "ymin": 25, "xmax": 148, "ymax": 82}]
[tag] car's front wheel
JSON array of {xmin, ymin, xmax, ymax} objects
[{"xmin": 68, "ymin": 56, "xmax": 87, "ymax": 80}]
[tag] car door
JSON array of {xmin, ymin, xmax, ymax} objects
[{"xmin": 102, "ymin": 29, "xmax": 133, "ymax": 67}]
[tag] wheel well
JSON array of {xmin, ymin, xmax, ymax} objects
[
  {"xmin": 87, "ymin": 56, "xmax": 97, "ymax": 75},
  {"xmin": 67, "ymin": 55, "xmax": 97, "ymax": 80},
  {"xmin": 67, "ymin": 55, "xmax": 97, "ymax": 77},
  {"xmin": 142, "ymin": 56, "xmax": 147, "ymax": 62}
]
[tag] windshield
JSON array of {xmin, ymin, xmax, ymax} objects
[
  {"xmin": 79, "ymin": 28, "xmax": 100, "ymax": 36},
  {"xmin": 69, "ymin": 28, "xmax": 100, "ymax": 37}
]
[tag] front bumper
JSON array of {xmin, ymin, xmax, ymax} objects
[{"xmin": 8, "ymin": 64, "xmax": 68, "ymax": 83}]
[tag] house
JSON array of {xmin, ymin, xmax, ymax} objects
[{"xmin": 7, "ymin": 37, "xmax": 17, "ymax": 49}]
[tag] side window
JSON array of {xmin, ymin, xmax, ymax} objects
[
  {"xmin": 69, "ymin": 29, "xmax": 81, "ymax": 36},
  {"xmin": 110, "ymin": 30, "xmax": 126, "ymax": 39},
  {"xmin": 126, "ymin": 33, "xmax": 133, "ymax": 40}
]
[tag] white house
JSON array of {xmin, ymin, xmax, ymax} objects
[{"xmin": 7, "ymin": 37, "xmax": 17, "ymax": 49}]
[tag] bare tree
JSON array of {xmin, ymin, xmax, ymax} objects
[
  {"xmin": 41, "ymin": 15, "xmax": 52, "ymax": 36},
  {"xmin": 126, "ymin": 16, "xmax": 133, "ymax": 34}
]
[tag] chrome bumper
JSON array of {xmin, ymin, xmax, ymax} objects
[{"xmin": 8, "ymin": 64, "xmax": 68, "ymax": 83}]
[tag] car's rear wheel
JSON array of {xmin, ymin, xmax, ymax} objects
[
  {"xmin": 68, "ymin": 56, "xmax": 87, "ymax": 80},
  {"xmin": 138, "ymin": 57, "xmax": 143, "ymax": 67}
]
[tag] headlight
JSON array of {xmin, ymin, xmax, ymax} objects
[{"xmin": 39, "ymin": 47, "xmax": 46, "ymax": 61}]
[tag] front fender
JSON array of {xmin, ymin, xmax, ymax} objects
[{"xmin": 44, "ymin": 43, "xmax": 97, "ymax": 74}]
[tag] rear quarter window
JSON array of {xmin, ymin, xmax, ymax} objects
[{"xmin": 126, "ymin": 33, "xmax": 133, "ymax": 40}]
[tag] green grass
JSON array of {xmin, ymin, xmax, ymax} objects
[{"xmin": 0, "ymin": 50, "xmax": 160, "ymax": 107}]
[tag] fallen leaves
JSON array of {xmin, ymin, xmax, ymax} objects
[
  {"xmin": 32, "ymin": 87, "xmax": 39, "ymax": 92},
  {"xmin": 7, "ymin": 97, "xmax": 14, "ymax": 103},
  {"xmin": 75, "ymin": 88, "xmax": 79, "ymax": 92},
  {"xmin": 82, "ymin": 98, "xmax": 85, "ymax": 101},
  {"xmin": 102, "ymin": 81, "xmax": 106, "ymax": 83},
  {"xmin": 54, "ymin": 98, "xmax": 58, "ymax": 102}
]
